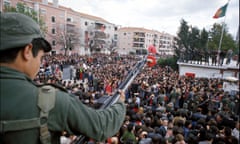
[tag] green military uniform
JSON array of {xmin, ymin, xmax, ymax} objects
[
  {"xmin": 0, "ymin": 12, "xmax": 126, "ymax": 144},
  {"xmin": 0, "ymin": 65, "xmax": 126, "ymax": 143}
]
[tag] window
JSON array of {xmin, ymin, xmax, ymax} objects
[
  {"xmin": 114, "ymin": 34, "xmax": 118, "ymax": 40},
  {"xmin": 51, "ymin": 16, "xmax": 55, "ymax": 23},
  {"xmin": 67, "ymin": 17, "xmax": 72, "ymax": 22},
  {"xmin": 52, "ymin": 40, "xmax": 56, "ymax": 46},
  {"xmin": 52, "ymin": 28, "xmax": 55, "ymax": 34},
  {"xmin": 85, "ymin": 21, "xmax": 88, "ymax": 26},
  {"xmin": 4, "ymin": 0, "xmax": 11, "ymax": 8},
  {"xmin": 15, "ymin": 3, "xmax": 33, "ymax": 14},
  {"xmin": 40, "ymin": 8, "xmax": 46, "ymax": 14}
]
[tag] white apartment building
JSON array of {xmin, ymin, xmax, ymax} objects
[
  {"xmin": 117, "ymin": 27, "xmax": 176, "ymax": 55},
  {"xmin": 78, "ymin": 13, "xmax": 118, "ymax": 55},
  {"xmin": 159, "ymin": 32, "xmax": 176, "ymax": 55}
]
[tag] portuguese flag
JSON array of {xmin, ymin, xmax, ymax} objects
[{"xmin": 213, "ymin": 3, "xmax": 228, "ymax": 19}]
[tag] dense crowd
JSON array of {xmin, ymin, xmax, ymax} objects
[{"xmin": 35, "ymin": 54, "xmax": 239, "ymax": 144}]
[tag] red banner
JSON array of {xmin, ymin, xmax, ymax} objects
[{"xmin": 147, "ymin": 55, "xmax": 156, "ymax": 67}]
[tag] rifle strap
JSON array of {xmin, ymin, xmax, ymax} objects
[
  {"xmin": 0, "ymin": 85, "xmax": 56, "ymax": 144},
  {"xmin": 0, "ymin": 118, "xmax": 40, "ymax": 133},
  {"xmin": 38, "ymin": 85, "xmax": 56, "ymax": 144}
]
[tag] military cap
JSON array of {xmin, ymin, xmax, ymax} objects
[{"xmin": 0, "ymin": 12, "xmax": 51, "ymax": 52}]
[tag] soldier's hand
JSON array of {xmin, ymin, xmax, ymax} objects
[{"xmin": 118, "ymin": 89, "xmax": 125, "ymax": 103}]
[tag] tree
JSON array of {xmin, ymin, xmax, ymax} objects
[
  {"xmin": 174, "ymin": 19, "xmax": 237, "ymax": 63},
  {"xmin": 174, "ymin": 19, "xmax": 204, "ymax": 62},
  {"xmin": 4, "ymin": 2, "xmax": 47, "ymax": 34},
  {"xmin": 199, "ymin": 28, "xmax": 209, "ymax": 51},
  {"xmin": 208, "ymin": 23, "xmax": 237, "ymax": 53},
  {"xmin": 174, "ymin": 19, "xmax": 189, "ymax": 61},
  {"xmin": 188, "ymin": 26, "xmax": 201, "ymax": 58},
  {"xmin": 49, "ymin": 24, "xmax": 81, "ymax": 56},
  {"xmin": 176, "ymin": 19, "xmax": 190, "ymax": 50}
]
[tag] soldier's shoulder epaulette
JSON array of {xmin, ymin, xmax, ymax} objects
[{"xmin": 36, "ymin": 83, "xmax": 68, "ymax": 93}]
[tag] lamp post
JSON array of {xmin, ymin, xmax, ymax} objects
[
  {"xmin": 187, "ymin": 25, "xmax": 192, "ymax": 63},
  {"xmin": 207, "ymin": 36, "xmax": 212, "ymax": 50},
  {"xmin": 205, "ymin": 36, "xmax": 212, "ymax": 65}
]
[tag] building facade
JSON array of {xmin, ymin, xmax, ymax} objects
[
  {"xmin": 117, "ymin": 27, "xmax": 176, "ymax": 55},
  {"xmin": 1, "ymin": 0, "xmax": 118, "ymax": 55},
  {"xmin": 78, "ymin": 13, "xmax": 118, "ymax": 55},
  {"xmin": 1, "ymin": 0, "xmax": 176, "ymax": 56}
]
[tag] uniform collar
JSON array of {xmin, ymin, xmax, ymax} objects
[{"xmin": 0, "ymin": 66, "xmax": 33, "ymax": 83}]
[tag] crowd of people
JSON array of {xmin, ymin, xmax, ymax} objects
[{"xmin": 35, "ymin": 53, "xmax": 239, "ymax": 144}]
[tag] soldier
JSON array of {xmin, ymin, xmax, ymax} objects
[{"xmin": 0, "ymin": 12, "xmax": 126, "ymax": 143}]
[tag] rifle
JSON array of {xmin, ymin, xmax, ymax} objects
[{"xmin": 72, "ymin": 56, "xmax": 147, "ymax": 144}]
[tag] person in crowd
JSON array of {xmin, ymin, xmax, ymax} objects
[
  {"xmin": 141, "ymin": 117, "xmax": 155, "ymax": 133},
  {"xmin": 222, "ymin": 126, "xmax": 239, "ymax": 144},
  {"xmin": 120, "ymin": 123, "xmax": 137, "ymax": 144},
  {"xmin": 211, "ymin": 50, "xmax": 218, "ymax": 66},
  {"xmin": 157, "ymin": 118, "xmax": 169, "ymax": 137},
  {"xmin": 215, "ymin": 113, "xmax": 236, "ymax": 130},
  {"xmin": 138, "ymin": 131, "xmax": 152, "ymax": 144},
  {"xmin": 69, "ymin": 64, "xmax": 75, "ymax": 80},
  {"xmin": 219, "ymin": 50, "xmax": 226, "ymax": 66},
  {"xmin": 226, "ymin": 49, "xmax": 233, "ymax": 65},
  {"xmin": 0, "ymin": 12, "xmax": 126, "ymax": 143},
  {"xmin": 232, "ymin": 121, "xmax": 239, "ymax": 141},
  {"xmin": 175, "ymin": 133, "xmax": 186, "ymax": 144}
]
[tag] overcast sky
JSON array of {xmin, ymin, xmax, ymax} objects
[{"xmin": 58, "ymin": 0, "xmax": 239, "ymax": 38}]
